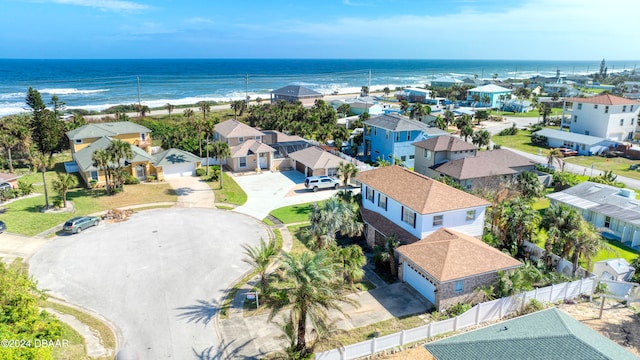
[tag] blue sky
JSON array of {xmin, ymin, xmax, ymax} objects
[{"xmin": 0, "ymin": 0, "xmax": 637, "ymax": 60}]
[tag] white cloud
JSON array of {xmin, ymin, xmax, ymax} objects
[
  {"xmin": 185, "ymin": 17, "xmax": 214, "ymax": 25},
  {"xmin": 51, "ymin": 0, "xmax": 150, "ymax": 12}
]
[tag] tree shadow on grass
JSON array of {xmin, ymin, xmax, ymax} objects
[{"xmin": 175, "ymin": 299, "xmax": 219, "ymax": 326}]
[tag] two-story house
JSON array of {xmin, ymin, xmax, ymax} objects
[
  {"xmin": 67, "ymin": 122, "xmax": 201, "ymax": 186},
  {"xmin": 270, "ymin": 85, "xmax": 323, "ymax": 106},
  {"xmin": 363, "ymin": 114, "xmax": 448, "ymax": 168},
  {"xmin": 213, "ymin": 119, "xmax": 276, "ymax": 172},
  {"xmin": 413, "ymin": 136, "xmax": 477, "ymax": 177},
  {"xmin": 466, "ymin": 84, "xmax": 512, "ymax": 108},
  {"xmin": 560, "ymin": 94, "xmax": 640, "ymax": 142},
  {"xmin": 356, "ymin": 165, "xmax": 490, "ymax": 248}
]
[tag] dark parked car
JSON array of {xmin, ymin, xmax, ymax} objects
[
  {"xmin": 63, "ymin": 216, "xmax": 100, "ymax": 234},
  {"xmin": 0, "ymin": 220, "xmax": 6, "ymax": 234}
]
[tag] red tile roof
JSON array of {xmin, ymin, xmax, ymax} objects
[
  {"xmin": 356, "ymin": 166, "xmax": 490, "ymax": 214},
  {"xmin": 565, "ymin": 94, "xmax": 640, "ymax": 106},
  {"xmin": 396, "ymin": 228, "xmax": 522, "ymax": 282}
]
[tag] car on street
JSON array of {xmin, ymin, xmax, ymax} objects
[
  {"xmin": 304, "ymin": 176, "xmax": 340, "ymax": 192},
  {"xmin": 0, "ymin": 182, "xmax": 12, "ymax": 191},
  {"xmin": 558, "ymin": 148, "xmax": 578, "ymax": 157},
  {"xmin": 0, "ymin": 220, "xmax": 6, "ymax": 234},
  {"xmin": 63, "ymin": 216, "xmax": 100, "ymax": 234}
]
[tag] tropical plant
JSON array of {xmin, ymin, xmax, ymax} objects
[
  {"xmin": 336, "ymin": 103, "xmax": 351, "ymax": 117},
  {"xmin": 210, "ymin": 141, "xmax": 230, "ymax": 189},
  {"xmin": 242, "ymin": 238, "xmax": 278, "ymax": 293},
  {"xmin": 360, "ymin": 86, "xmax": 369, "ymax": 97},
  {"xmin": 474, "ymin": 109, "xmax": 489, "ymax": 125},
  {"xmin": 472, "ymin": 129, "xmax": 491, "ymax": 148},
  {"xmin": 383, "ymin": 87, "xmax": 390, "ymax": 98},
  {"xmin": 541, "ymin": 203, "xmax": 582, "ymax": 269},
  {"xmin": 30, "ymin": 151, "xmax": 53, "ymax": 208},
  {"xmin": 516, "ymin": 171, "xmax": 543, "ymax": 199},
  {"xmin": 107, "ymin": 139, "xmax": 133, "ymax": 191},
  {"xmin": 203, "ymin": 118, "xmax": 218, "ymax": 174},
  {"xmin": 52, "ymin": 173, "xmax": 77, "ymax": 208},
  {"xmin": 198, "ymin": 101, "xmax": 211, "ymax": 122},
  {"xmin": 165, "ymin": 103, "xmax": 175, "ymax": 121},
  {"xmin": 91, "ymin": 149, "xmax": 113, "ymax": 194},
  {"xmin": 267, "ymin": 251, "xmax": 358, "ymax": 357},
  {"xmin": 489, "ymin": 197, "xmax": 540, "ymax": 255},
  {"xmin": 327, "ymin": 245, "xmax": 366, "ymax": 285},
  {"xmin": 547, "ymin": 148, "xmax": 564, "ymax": 171},
  {"xmin": 17, "ymin": 179, "xmax": 34, "ymax": 196},
  {"xmin": 589, "ymin": 170, "xmax": 618, "ymax": 186},
  {"xmin": 460, "ymin": 125, "xmax": 474, "ymax": 142},
  {"xmin": 183, "ymin": 108, "xmax": 194, "ymax": 122},
  {"xmin": 306, "ymin": 197, "xmax": 363, "ymax": 249},
  {"xmin": 26, "ymin": 87, "xmax": 64, "ymax": 156},
  {"xmin": 336, "ymin": 162, "xmax": 358, "ymax": 188},
  {"xmin": 386, "ymin": 234, "xmax": 400, "ymax": 278}
]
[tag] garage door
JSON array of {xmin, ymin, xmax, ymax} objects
[
  {"xmin": 403, "ymin": 262, "xmax": 436, "ymax": 304},
  {"xmin": 295, "ymin": 161, "xmax": 307, "ymax": 175},
  {"xmin": 162, "ymin": 162, "xmax": 195, "ymax": 178}
]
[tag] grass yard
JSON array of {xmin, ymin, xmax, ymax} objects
[
  {"xmin": 491, "ymin": 129, "xmax": 550, "ymax": 155},
  {"xmin": 564, "ymin": 156, "xmax": 640, "ymax": 182},
  {"xmin": 592, "ymin": 239, "xmax": 640, "ymax": 265},
  {"xmin": 489, "ymin": 108, "xmax": 563, "ymax": 118},
  {"xmin": 269, "ymin": 203, "xmax": 314, "ymax": 224},
  {"xmin": 287, "ymin": 224, "xmax": 312, "ymax": 256},
  {"xmin": 209, "ymin": 172, "xmax": 247, "ymax": 206},
  {"xmin": 0, "ymin": 183, "xmax": 176, "ymax": 236}
]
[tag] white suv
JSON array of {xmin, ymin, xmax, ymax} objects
[{"xmin": 304, "ymin": 176, "xmax": 340, "ymax": 192}]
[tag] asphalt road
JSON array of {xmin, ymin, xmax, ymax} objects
[{"xmin": 29, "ymin": 208, "xmax": 267, "ymax": 359}]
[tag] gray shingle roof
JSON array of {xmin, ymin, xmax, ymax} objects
[
  {"xmin": 365, "ymin": 114, "xmax": 449, "ymax": 134},
  {"xmin": 66, "ymin": 122, "xmax": 150, "ymax": 140},
  {"xmin": 152, "ymin": 148, "xmax": 201, "ymax": 167},
  {"xmin": 287, "ymin": 146, "xmax": 344, "ymax": 170},
  {"xmin": 433, "ymin": 149, "xmax": 536, "ymax": 180},
  {"xmin": 425, "ymin": 308, "xmax": 638, "ymax": 360},
  {"xmin": 271, "ymin": 85, "xmax": 322, "ymax": 97},
  {"xmin": 229, "ymin": 140, "xmax": 276, "ymax": 158},
  {"xmin": 534, "ymin": 128, "xmax": 609, "ymax": 146},
  {"xmin": 73, "ymin": 137, "xmax": 153, "ymax": 172},
  {"xmin": 413, "ymin": 135, "xmax": 477, "ymax": 152},
  {"xmin": 214, "ymin": 119, "xmax": 265, "ymax": 139}
]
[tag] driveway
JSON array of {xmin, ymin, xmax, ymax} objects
[
  {"xmin": 29, "ymin": 208, "xmax": 266, "ymax": 359},
  {"xmin": 167, "ymin": 176, "xmax": 216, "ymax": 208},
  {"xmin": 0, "ymin": 232, "xmax": 48, "ymax": 264},
  {"xmin": 232, "ymin": 171, "xmax": 343, "ymax": 220}
]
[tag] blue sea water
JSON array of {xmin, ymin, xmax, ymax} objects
[{"xmin": 0, "ymin": 58, "xmax": 638, "ymax": 116}]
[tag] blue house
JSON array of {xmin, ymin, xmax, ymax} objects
[
  {"xmin": 363, "ymin": 114, "xmax": 448, "ymax": 168},
  {"xmin": 466, "ymin": 84, "xmax": 512, "ymax": 108}
]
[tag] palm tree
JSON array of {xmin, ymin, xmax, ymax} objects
[
  {"xmin": 492, "ymin": 73, "xmax": 498, "ymax": 80},
  {"xmin": 31, "ymin": 152, "xmax": 52, "ymax": 209},
  {"xmin": 360, "ymin": 85, "xmax": 369, "ymax": 97},
  {"xmin": 399, "ymin": 100, "xmax": 410, "ymax": 113},
  {"xmin": 107, "ymin": 140, "xmax": 133, "ymax": 191},
  {"xmin": 183, "ymin": 108, "xmax": 194, "ymax": 122},
  {"xmin": 471, "ymin": 94, "xmax": 481, "ymax": 108},
  {"xmin": 92, "ymin": 149, "xmax": 113, "ymax": 194},
  {"xmin": 461, "ymin": 125, "xmax": 474, "ymax": 142},
  {"xmin": 336, "ymin": 103, "xmax": 351, "ymax": 118},
  {"xmin": 482, "ymin": 95, "xmax": 491, "ymax": 107},
  {"xmin": 547, "ymin": 148, "xmax": 564, "ymax": 170},
  {"xmin": 203, "ymin": 119, "xmax": 218, "ymax": 175},
  {"xmin": 472, "ymin": 129, "xmax": 491, "ymax": 148},
  {"xmin": 198, "ymin": 101, "xmax": 210, "ymax": 122},
  {"xmin": 52, "ymin": 173, "xmax": 77, "ymax": 208},
  {"xmin": 493, "ymin": 197, "xmax": 540, "ymax": 256},
  {"xmin": 474, "ymin": 109, "xmax": 489, "ymax": 125},
  {"xmin": 383, "ymin": 87, "xmax": 390, "ymax": 99},
  {"xmin": 541, "ymin": 203, "xmax": 582, "ymax": 269},
  {"xmin": 210, "ymin": 141, "xmax": 230, "ymax": 189},
  {"xmin": 434, "ymin": 116, "xmax": 447, "ymax": 130},
  {"xmin": 165, "ymin": 103, "xmax": 175, "ymax": 121},
  {"xmin": 307, "ymin": 197, "xmax": 363, "ymax": 249},
  {"xmin": 267, "ymin": 251, "xmax": 358, "ymax": 356},
  {"xmin": 516, "ymin": 171, "xmax": 543, "ymax": 199},
  {"xmin": 242, "ymin": 238, "xmax": 278, "ymax": 293},
  {"xmin": 386, "ymin": 234, "xmax": 400, "ymax": 278},
  {"xmin": 329, "ymin": 245, "xmax": 366, "ymax": 285},
  {"xmin": 571, "ymin": 221, "xmax": 606, "ymax": 276},
  {"xmin": 336, "ymin": 162, "xmax": 358, "ymax": 188},
  {"xmin": 0, "ymin": 133, "xmax": 18, "ymax": 173},
  {"xmin": 194, "ymin": 119, "xmax": 205, "ymax": 157}
]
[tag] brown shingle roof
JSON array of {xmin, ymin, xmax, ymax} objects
[
  {"xmin": 215, "ymin": 119, "xmax": 265, "ymax": 138},
  {"xmin": 434, "ymin": 149, "xmax": 536, "ymax": 180},
  {"xmin": 230, "ymin": 140, "xmax": 275, "ymax": 158},
  {"xmin": 288, "ymin": 146, "xmax": 344, "ymax": 170},
  {"xmin": 413, "ymin": 135, "xmax": 477, "ymax": 152},
  {"xmin": 396, "ymin": 228, "xmax": 522, "ymax": 282},
  {"xmin": 355, "ymin": 166, "xmax": 490, "ymax": 214},
  {"xmin": 360, "ymin": 208, "xmax": 419, "ymax": 245},
  {"xmin": 565, "ymin": 94, "xmax": 640, "ymax": 106}
]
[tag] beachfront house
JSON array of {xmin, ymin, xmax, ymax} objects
[
  {"xmin": 466, "ymin": 84, "xmax": 512, "ymax": 108},
  {"xmin": 67, "ymin": 122, "xmax": 201, "ymax": 185},
  {"xmin": 560, "ymin": 94, "xmax": 640, "ymax": 142},
  {"xmin": 430, "ymin": 76, "xmax": 464, "ymax": 88},
  {"xmin": 363, "ymin": 113, "xmax": 448, "ymax": 168},
  {"xmin": 547, "ymin": 181, "xmax": 640, "ymax": 247},
  {"xmin": 214, "ymin": 119, "xmax": 276, "ymax": 172},
  {"xmin": 396, "ymin": 228, "xmax": 521, "ymax": 310},
  {"xmin": 356, "ymin": 166, "xmax": 490, "ymax": 248},
  {"xmin": 395, "ymin": 87, "xmax": 432, "ymax": 103},
  {"xmin": 330, "ymin": 97, "xmax": 383, "ymax": 116},
  {"xmin": 270, "ymin": 85, "xmax": 323, "ymax": 106}
]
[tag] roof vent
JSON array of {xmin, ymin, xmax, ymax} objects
[{"xmin": 618, "ymin": 188, "xmax": 636, "ymax": 199}]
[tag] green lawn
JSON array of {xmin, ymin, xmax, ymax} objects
[
  {"xmin": 489, "ymin": 108, "xmax": 563, "ymax": 118},
  {"xmin": 1, "ymin": 183, "xmax": 177, "ymax": 236},
  {"xmin": 578, "ymin": 87, "xmax": 607, "ymax": 94},
  {"xmin": 209, "ymin": 172, "xmax": 247, "ymax": 206},
  {"xmin": 269, "ymin": 203, "xmax": 314, "ymax": 224},
  {"xmin": 592, "ymin": 239, "xmax": 640, "ymax": 265},
  {"xmin": 287, "ymin": 224, "xmax": 312, "ymax": 255},
  {"xmin": 491, "ymin": 129, "xmax": 550, "ymax": 155},
  {"xmin": 564, "ymin": 156, "xmax": 640, "ymax": 181}
]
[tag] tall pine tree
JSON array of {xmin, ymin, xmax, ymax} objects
[{"xmin": 26, "ymin": 87, "xmax": 64, "ymax": 156}]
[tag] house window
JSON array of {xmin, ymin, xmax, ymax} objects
[
  {"xmin": 407, "ymin": 132, "xmax": 411, "ymax": 141},
  {"xmin": 255, "ymin": 136, "xmax": 261, "ymax": 140},
  {"xmin": 90, "ymin": 171, "xmax": 99, "ymax": 181},
  {"xmin": 574, "ymin": 115, "xmax": 578, "ymax": 123},
  {"xmin": 327, "ymin": 168, "xmax": 337, "ymax": 176},
  {"xmin": 409, "ymin": 155, "xmax": 415, "ymax": 160},
  {"xmin": 605, "ymin": 106, "xmax": 609, "ymax": 113},
  {"xmin": 424, "ymin": 149, "xmax": 432, "ymax": 159},
  {"xmin": 433, "ymin": 215, "xmax": 443, "ymax": 227},
  {"xmin": 366, "ymin": 187, "xmax": 375, "ymax": 202},
  {"xmin": 401, "ymin": 155, "xmax": 407, "ymax": 162},
  {"xmin": 631, "ymin": 105, "xmax": 635, "ymax": 111},
  {"xmin": 395, "ymin": 133, "xmax": 399, "ymax": 142},
  {"xmin": 365, "ymin": 125, "xmax": 371, "ymax": 135},
  {"xmin": 238, "ymin": 137, "xmax": 245, "ymax": 143},
  {"xmin": 585, "ymin": 131, "xmax": 590, "ymax": 135},
  {"xmin": 401, "ymin": 206, "xmax": 416, "ymax": 228},
  {"xmin": 140, "ymin": 133, "xmax": 146, "ymax": 142},
  {"xmin": 239, "ymin": 157, "xmax": 247, "ymax": 167},
  {"xmin": 632, "ymin": 118, "xmax": 635, "ymax": 126},
  {"xmin": 594, "ymin": 104, "xmax": 598, "ymax": 109},
  {"xmin": 74, "ymin": 139, "xmax": 83, "ymax": 144},
  {"xmin": 374, "ymin": 128, "xmax": 377, "ymax": 136},
  {"xmin": 604, "ymin": 216, "xmax": 611, "ymax": 228},
  {"xmin": 455, "ymin": 280, "xmax": 464, "ymax": 293},
  {"xmin": 623, "ymin": 105, "xmax": 627, "ymax": 112},
  {"xmin": 386, "ymin": 131, "xmax": 389, "ymax": 139},
  {"xmin": 577, "ymin": 103, "xmax": 582, "ymax": 110},
  {"xmin": 466, "ymin": 209, "xmax": 476, "ymax": 221},
  {"xmin": 620, "ymin": 119, "xmax": 624, "ymax": 126},
  {"xmin": 378, "ymin": 194, "xmax": 387, "ymax": 210}
]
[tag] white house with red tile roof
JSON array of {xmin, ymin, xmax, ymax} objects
[
  {"xmin": 396, "ymin": 228, "xmax": 521, "ymax": 310},
  {"xmin": 355, "ymin": 166, "xmax": 490, "ymax": 248},
  {"xmin": 561, "ymin": 94, "xmax": 640, "ymax": 141}
]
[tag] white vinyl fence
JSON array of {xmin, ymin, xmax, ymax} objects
[{"xmin": 316, "ymin": 277, "xmax": 596, "ymax": 360}]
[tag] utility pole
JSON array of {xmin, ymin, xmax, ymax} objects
[
  {"xmin": 137, "ymin": 76, "xmax": 142, "ymax": 116},
  {"xmin": 245, "ymin": 74, "xmax": 249, "ymax": 102}
]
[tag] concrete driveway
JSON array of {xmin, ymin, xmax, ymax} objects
[
  {"xmin": 29, "ymin": 208, "xmax": 266, "ymax": 359},
  {"xmin": 232, "ymin": 171, "xmax": 343, "ymax": 220},
  {"xmin": 167, "ymin": 176, "xmax": 216, "ymax": 208}
]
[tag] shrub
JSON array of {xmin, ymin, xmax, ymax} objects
[
  {"xmin": 498, "ymin": 124, "xmax": 518, "ymax": 136},
  {"xmin": 124, "ymin": 175, "xmax": 140, "ymax": 185},
  {"xmin": 17, "ymin": 179, "xmax": 34, "ymax": 196},
  {"xmin": 446, "ymin": 303, "xmax": 472, "ymax": 317},
  {"xmin": 531, "ymin": 134, "xmax": 547, "ymax": 145},
  {"xmin": 147, "ymin": 175, "xmax": 156, "ymax": 182},
  {"xmin": 0, "ymin": 188, "xmax": 16, "ymax": 202},
  {"xmin": 52, "ymin": 199, "xmax": 63, "ymax": 209},
  {"xmin": 519, "ymin": 299, "xmax": 544, "ymax": 315},
  {"xmin": 195, "ymin": 168, "xmax": 206, "ymax": 177}
]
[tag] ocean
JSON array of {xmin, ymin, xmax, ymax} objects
[{"xmin": 0, "ymin": 58, "xmax": 637, "ymax": 116}]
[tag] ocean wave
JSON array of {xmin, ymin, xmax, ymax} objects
[
  {"xmin": 0, "ymin": 92, "xmax": 26, "ymax": 100},
  {"xmin": 39, "ymin": 88, "xmax": 110, "ymax": 95},
  {"xmin": 0, "ymin": 104, "xmax": 29, "ymax": 116}
]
